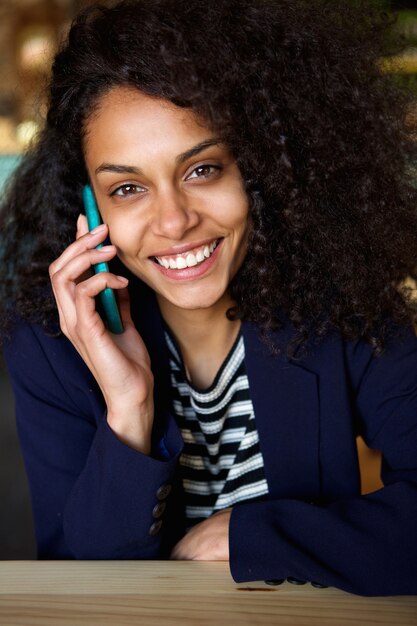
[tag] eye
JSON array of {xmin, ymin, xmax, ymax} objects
[
  {"xmin": 186, "ymin": 164, "xmax": 221, "ymax": 180},
  {"xmin": 111, "ymin": 183, "xmax": 146, "ymax": 197}
]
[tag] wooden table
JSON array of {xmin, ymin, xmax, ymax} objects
[{"xmin": 0, "ymin": 561, "xmax": 416, "ymax": 625}]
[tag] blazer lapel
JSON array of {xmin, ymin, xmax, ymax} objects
[
  {"xmin": 130, "ymin": 279, "xmax": 321, "ymax": 502},
  {"xmin": 242, "ymin": 321, "xmax": 321, "ymax": 501}
]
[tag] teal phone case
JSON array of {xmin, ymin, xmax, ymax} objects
[{"xmin": 82, "ymin": 185, "xmax": 124, "ymax": 334}]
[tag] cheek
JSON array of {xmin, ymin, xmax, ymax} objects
[
  {"xmin": 228, "ymin": 198, "xmax": 250, "ymax": 232},
  {"xmin": 212, "ymin": 187, "xmax": 249, "ymax": 229},
  {"xmin": 107, "ymin": 219, "xmax": 142, "ymax": 256}
]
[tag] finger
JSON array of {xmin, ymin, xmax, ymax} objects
[
  {"xmin": 51, "ymin": 247, "xmax": 117, "ymax": 333},
  {"xmin": 49, "ymin": 223, "xmax": 109, "ymax": 276},
  {"xmin": 76, "ymin": 214, "xmax": 89, "ymax": 240},
  {"xmin": 53, "ymin": 245, "xmax": 117, "ymax": 287},
  {"xmin": 169, "ymin": 544, "xmax": 181, "ymax": 560},
  {"xmin": 74, "ymin": 273, "xmax": 129, "ymax": 333},
  {"xmin": 51, "ymin": 245, "xmax": 117, "ymax": 314}
]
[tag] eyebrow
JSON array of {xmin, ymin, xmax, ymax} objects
[
  {"xmin": 176, "ymin": 139, "xmax": 221, "ymax": 164},
  {"xmin": 95, "ymin": 138, "xmax": 221, "ymax": 176}
]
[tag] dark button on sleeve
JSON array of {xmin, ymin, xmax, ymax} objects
[
  {"xmin": 149, "ymin": 520, "xmax": 163, "ymax": 536},
  {"xmin": 156, "ymin": 483, "xmax": 172, "ymax": 500},
  {"xmin": 264, "ymin": 579, "xmax": 285, "ymax": 586},
  {"xmin": 152, "ymin": 502, "xmax": 166, "ymax": 519},
  {"xmin": 287, "ymin": 577, "xmax": 307, "ymax": 585}
]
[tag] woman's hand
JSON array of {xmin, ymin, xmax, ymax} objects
[
  {"xmin": 170, "ymin": 508, "xmax": 231, "ymax": 560},
  {"xmin": 49, "ymin": 214, "xmax": 154, "ymax": 454}
]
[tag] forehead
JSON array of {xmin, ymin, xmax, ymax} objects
[{"xmin": 83, "ymin": 86, "xmax": 213, "ymax": 162}]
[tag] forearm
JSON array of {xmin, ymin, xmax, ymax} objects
[
  {"xmin": 63, "ymin": 416, "xmax": 183, "ymax": 559},
  {"xmin": 229, "ymin": 481, "xmax": 417, "ymax": 596}
]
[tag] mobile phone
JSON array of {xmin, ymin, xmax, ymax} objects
[{"xmin": 82, "ymin": 185, "xmax": 124, "ymax": 334}]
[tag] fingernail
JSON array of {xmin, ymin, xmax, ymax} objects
[
  {"xmin": 90, "ymin": 224, "xmax": 106, "ymax": 234},
  {"xmin": 117, "ymin": 276, "xmax": 129, "ymax": 284}
]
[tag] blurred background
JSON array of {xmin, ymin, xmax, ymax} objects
[
  {"xmin": 0, "ymin": 0, "xmax": 96, "ymax": 560},
  {"xmin": 0, "ymin": 0, "xmax": 416, "ymax": 559}
]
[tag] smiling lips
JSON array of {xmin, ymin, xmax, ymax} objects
[{"xmin": 153, "ymin": 239, "xmax": 220, "ymax": 270}]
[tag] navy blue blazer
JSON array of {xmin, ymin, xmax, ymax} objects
[{"xmin": 4, "ymin": 281, "xmax": 417, "ymax": 596}]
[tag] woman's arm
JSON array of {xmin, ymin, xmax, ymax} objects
[
  {"xmin": 48, "ymin": 217, "xmax": 155, "ymax": 455},
  {"xmin": 4, "ymin": 320, "xmax": 183, "ymax": 559},
  {"xmin": 4, "ymin": 213, "xmax": 185, "ymax": 558},
  {"xmin": 228, "ymin": 327, "xmax": 417, "ymax": 596}
]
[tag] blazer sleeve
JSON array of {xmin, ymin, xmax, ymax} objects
[
  {"xmin": 3, "ymin": 321, "xmax": 183, "ymax": 559},
  {"xmin": 229, "ymin": 326, "xmax": 417, "ymax": 596}
]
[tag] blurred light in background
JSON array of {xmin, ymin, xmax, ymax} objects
[
  {"xmin": 16, "ymin": 119, "xmax": 39, "ymax": 147},
  {"xmin": 383, "ymin": 9, "xmax": 417, "ymax": 74},
  {"xmin": 19, "ymin": 26, "xmax": 55, "ymax": 71},
  {"xmin": 0, "ymin": 0, "xmax": 93, "ymax": 166}
]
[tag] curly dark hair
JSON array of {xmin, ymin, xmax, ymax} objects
[{"xmin": 1, "ymin": 0, "xmax": 417, "ymax": 356}]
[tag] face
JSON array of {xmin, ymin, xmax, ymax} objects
[{"xmin": 83, "ymin": 86, "xmax": 249, "ymax": 315}]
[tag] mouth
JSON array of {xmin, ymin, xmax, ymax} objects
[{"xmin": 151, "ymin": 238, "xmax": 222, "ymax": 270}]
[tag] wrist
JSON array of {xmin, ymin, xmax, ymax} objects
[{"xmin": 107, "ymin": 401, "xmax": 154, "ymax": 455}]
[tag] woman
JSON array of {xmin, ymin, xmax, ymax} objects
[{"xmin": 1, "ymin": 0, "xmax": 417, "ymax": 595}]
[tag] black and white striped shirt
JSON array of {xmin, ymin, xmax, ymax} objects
[{"xmin": 165, "ymin": 328, "xmax": 269, "ymax": 526}]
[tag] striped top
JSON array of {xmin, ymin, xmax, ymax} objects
[{"xmin": 165, "ymin": 328, "xmax": 269, "ymax": 527}]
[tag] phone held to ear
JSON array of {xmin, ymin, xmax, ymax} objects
[{"xmin": 82, "ymin": 185, "xmax": 124, "ymax": 334}]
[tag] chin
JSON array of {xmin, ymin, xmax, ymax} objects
[
  {"xmin": 169, "ymin": 296, "xmax": 222, "ymax": 311},
  {"xmin": 164, "ymin": 285, "xmax": 229, "ymax": 311}
]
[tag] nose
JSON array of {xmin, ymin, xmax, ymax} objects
[{"xmin": 151, "ymin": 186, "xmax": 200, "ymax": 240}]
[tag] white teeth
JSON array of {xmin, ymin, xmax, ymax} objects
[
  {"xmin": 155, "ymin": 239, "xmax": 219, "ymax": 270},
  {"xmin": 186, "ymin": 253, "xmax": 198, "ymax": 267}
]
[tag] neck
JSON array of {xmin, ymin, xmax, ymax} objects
[{"xmin": 157, "ymin": 294, "xmax": 241, "ymax": 388}]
